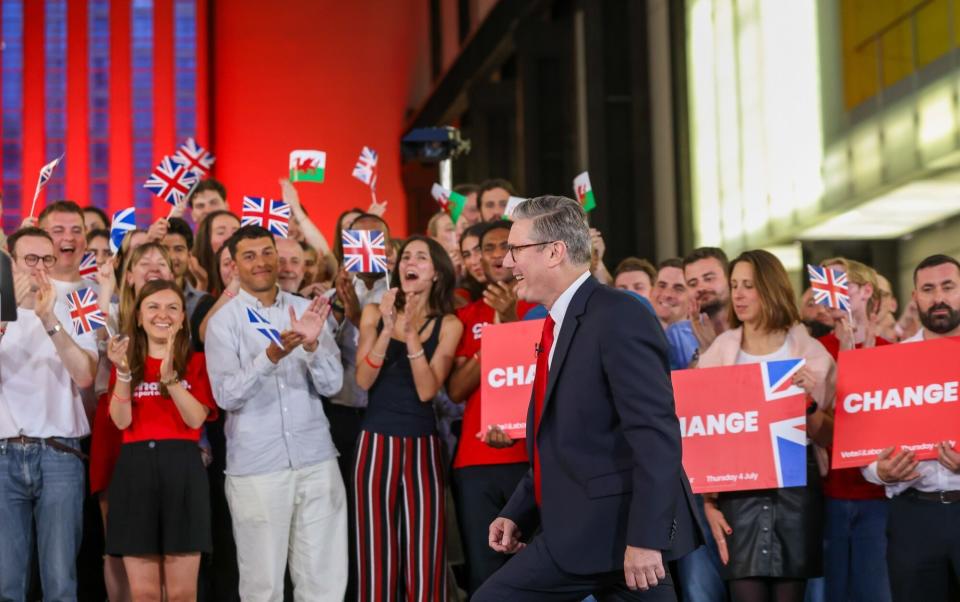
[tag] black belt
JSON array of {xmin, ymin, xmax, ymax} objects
[
  {"xmin": 2, "ymin": 436, "xmax": 88, "ymax": 461},
  {"xmin": 903, "ymin": 489, "xmax": 960, "ymax": 504}
]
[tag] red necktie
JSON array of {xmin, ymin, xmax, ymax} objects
[{"xmin": 533, "ymin": 314, "xmax": 555, "ymax": 506}]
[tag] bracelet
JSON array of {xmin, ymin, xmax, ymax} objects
[
  {"xmin": 223, "ymin": 289, "xmax": 237, "ymax": 299},
  {"xmin": 407, "ymin": 349, "xmax": 426, "ymax": 361},
  {"xmin": 364, "ymin": 354, "xmax": 383, "ymax": 369},
  {"xmin": 115, "ymin": 371, "xmax": 132, "ymax": 383},
  {"xmin": 160, "ymin": 373, "xmax": 179, "ymax": 387},
  {"xmin": 111, "ymin": 392, "xmax": 131, "ymax": 404},
  {"xmin": 369, "ymin": 349, "xmax": 386, "ymax": 359}
]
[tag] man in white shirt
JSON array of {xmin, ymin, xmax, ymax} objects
[
  {"xmin": 862, "ymin": 254, "xmax": 960, "ymax": 602},
  {"xmin": 0, "ymin": 227, "xmax": 98, "ymax": 601},
  {"xmin": 205, "ymin": 225, "xmax": 346, "ymax": 601}
]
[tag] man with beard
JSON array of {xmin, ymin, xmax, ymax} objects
[
  {"xmin": 862, "ymin": 254, "xmax": 960, "ymax": 602},
  {"xmin": 671, "ymin": 248, "xmax": 731, "ymax": 602},
  {"xmin": 446, "ymin": 220, "xmax": 537, "ymax": 597}
]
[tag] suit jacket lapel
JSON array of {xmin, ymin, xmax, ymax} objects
[{"xmin": 538, "ymin": 277, "xmax": 598, "ymax": 434}]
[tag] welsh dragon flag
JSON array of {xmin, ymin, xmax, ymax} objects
[
  {"xmin": 431, "ymin": 183, "xmax": 467, "ymax": 223},
  {"xmin": 289, "ymin": 150, "xmax": 326, "ymax": 183},
  {"xmin": 573, "ymin": 171, "xmax": 597, "ymax": 212}
]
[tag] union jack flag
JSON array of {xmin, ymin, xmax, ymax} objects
[
  {"xmin": 762, "ymin": 359, "xmax": 809, "ymax": 488},
  {"xmin": 79, "ymin": 252, "xmax": 98, "ymax": 283},
  {"xmin": 66, "ymin": 287, "xmax": 107, "ymax": 335},
  {"xmin": 143, "ymin": 155, "xmax": 199, "ymax": 206},
  {"xmin": 174, "ymin": 137, "xmax": 215, "ymax": 177},
  {"xmin": 240, "ymin": 197, "xmax": 291, "ymax": 238},
  {"xmin": 807, "ymin": 264, "xmax": 851, "ymax": 312},
  {"xmin": 352, "ymin": 146, "xmax": 378, "ymax": 188},
  {"xmin": 342, "ymin": 229, "xmax": 388, "ymax": 274},
  {"xmin": 110, "ymin": 208, "xmax": 136, "ymax": 254},
  {"xmin": 246, "ymin": 307, "xmax": 283, "ymax": 347}
]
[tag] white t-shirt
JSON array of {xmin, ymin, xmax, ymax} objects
[{"xmin": 0, "ymin": 302, "xmax": 98, "ymax": 438}]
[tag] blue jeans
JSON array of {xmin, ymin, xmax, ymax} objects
[
  {"xmin": 676, "ymin": 495, "xmax": 727, "ymax": 602},
  {"xmin": 0, "ymin": 438, "xmax": 84, "ymax": 602},
  {"xmin": 823, "ymin": 497, "xmax": 891, "ymax": 602}
]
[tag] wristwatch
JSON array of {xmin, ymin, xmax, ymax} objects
[{"xmin": 46, "ymin": 322, "xmax": 63, "ymax": 337}]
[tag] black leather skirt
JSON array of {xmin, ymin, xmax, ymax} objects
[{"xmin": 717, "ymin": 447, "xmax": 824, "ymax": 580}]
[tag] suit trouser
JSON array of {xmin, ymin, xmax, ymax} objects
[
  {"xmin": 225, "ymin": 460, "xmax": 348, "ymax": 602},
  {"xmin": 452, "ymin": 462, "xmax": 528, "ymax": 597},
  {"xmin": 886, "ymin": 493, "xmax": 960, "ymax": 602},
  {"xmin": 474, "ymin": 535, "xmax": 676, "ymax": 602}
]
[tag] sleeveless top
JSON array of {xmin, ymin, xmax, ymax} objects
[{"xmin": 363, "ymin": 316, "xmax": 443, "ymax": 437}]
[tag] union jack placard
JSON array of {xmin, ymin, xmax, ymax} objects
[
  {"xmin": 240, "ymin": 197, "xmax": 291, "ymax": 238},
  {"xmin": 143, "ymin": 156, "xmax": 199, "ymax": 206},
  {"xmin": 174, "ymin": 137, "xmax": 215, "ymax": 177},
  {"xmin": 807, "ymin": 264, "xmax": 851, "ymax": 312},
  {"xmin": 66, "ymin": 287, "xmax": 107, "ymax": 335}
]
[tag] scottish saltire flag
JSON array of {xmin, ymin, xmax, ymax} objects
[
  {"xmin": 174, "ymin": 138, "xmax": 215, "ymax": 177},
  {"xmin": 241, "ymin": 197, "xmax": 291, "ymax": 238},
  {"xmin": 352, "ymin": 146, "xmax": 378, "ymax": 188},
  {"xmin": 289, "ymin": 150, "xmax": 326, "ymax": 183},
  {"xmin": 573, "ymin": 171, "xmax": 597, "ymax": 212},
  {"xmin": 143, "ymin": 155, "xmax": 199, "ymax": 206},
  {"xmin": 342, "ymin": 229, "xmax": 388, "ymax": 274},
  {"xmin": 110, "ymin": 208, "xmax": 136, "ymax": 254},
  {"xmin": 430, "ymin": 183, "xmax": 467, "ymax": 223},
  {"xmin": 672, "ymin": 357, "xmax": 808, "ymax": 493},
  {"xmin": 66, "ymin": 287, "xmax": 107, "ymax": 335},
  {"xmin": 807, "ymin": 264, "xmax": 851, "ymax": 312},
  {"xmin": 246, "ymin": 307, "xmax": 283, "ymax": 347},
  {"xmin": 30, "ymin": 154, "xmax": 64, "ymax": 216},
  {"xmin": 79, "ymin": 252, "xmax": 98, "ymax": 283}
]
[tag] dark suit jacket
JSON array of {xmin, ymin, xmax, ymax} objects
[{"xmin": 501, "ymin": 276, "xmax": 703, "ymax": 575}]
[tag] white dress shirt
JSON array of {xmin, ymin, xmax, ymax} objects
[
  {"xmin": 204, "ymin": 287, "xmax": 344, "ymax": 477},
  {"xmin": 861, "ymin": 328, "xmax": 960, "ymax": 496},
  {"xmin": 0, "ymin": 303, "xmax": 98, "ymax": 438},
  {"xmin": 546, "ymin": 270, "xmax": 591, "ymax": 368}
]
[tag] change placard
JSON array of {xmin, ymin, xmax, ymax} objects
[{"xmin": 479, "ymin": 319, "xmax": 544, "ymax": 439}]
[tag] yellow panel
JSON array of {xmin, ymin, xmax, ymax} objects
[
  {"xmin": 916, "ymin": 0, "xmax": 950, "ymax": 68},
  {"xmin": 882, "ymin": 19, "xmax": 913, "ymax": 87}
]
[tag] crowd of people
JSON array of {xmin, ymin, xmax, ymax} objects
[{"xmin": 0, "ymin": 174, "xmax": 958, "ymax": 602}]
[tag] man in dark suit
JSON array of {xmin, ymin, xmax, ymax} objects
[{"xmin": 474, "ymin": 196, "xmax": 702, "ymax": 601}]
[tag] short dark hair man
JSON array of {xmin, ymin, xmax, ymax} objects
[{"xmin": 188, "ymin": 178, "xmax": 228, "ymax": 227}]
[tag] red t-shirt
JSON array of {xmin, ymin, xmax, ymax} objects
[
  {"xmin": 818, "ymin": 332, "xmax": 892, "ymax": 500},
  {"xmin": 452, "ymin": 298, "xmax": 535, "ymax": 469},
  {"xmin": 110, "ymin": 353, "xmax": 218, "ymax": 444}
]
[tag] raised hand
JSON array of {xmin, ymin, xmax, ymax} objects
[
  {"xmin": 159, "ymin": 325, "xmax": 180, "ymax": 383},
  {"xmin": 146, "ymin": 218, "xmax": 170, "ymax": 243},
  {"xmin": 13, "ymin": 272, "xmax": 32, "ymax": 307},
  {"xmin": 482, "ymin": 281, "xmax": 519, "ymax": 322},
  {"xmin": 289, "ymin": 296, "xmax": 332, "ymax": 346},
  {"xmin": 299, "ymin": 281, "xmax": 331, "ymax": 299},
  {"xmin": 106, "ymin": 334, "xmax": 130, "ymax": 371},
  {"xmin": 378, "ymin": 288, "xmax": 398, "ymax": 331},
  {"xmin": 589, "ymin": 228, "xmax": 606, "ymax": 260},
  {"xmin": 791, "ymin": 365, "xmax": 818, "ymax": 396},
  {"xmin": 97, "ymin": 256, "xmax": 117, "ymax": 300},
  {"xmin": 279, "ymin": 178, "xmax": 301, "ymax": 211},
  {"xmin": 265, "ymin": 330, "xmax": 306, "ymax": 364},
  {"xmin": 168, "ymin": 201, "xmax": 186, "ymax": 219},
  {"xmin": 335, "ymin": 269, "xmax": 361, "ymax": 326},
  {"xmin": 367, "ymin": 191, "xmax": 387, "ymax": 217},
  {"xmin": 33, "ymin": 273, "xmax": 57, "ymax": 326}
]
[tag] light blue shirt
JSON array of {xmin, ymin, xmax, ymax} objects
[{"xmin": 205, "ymin": 287, "xmax": 343, "ymax": 476}]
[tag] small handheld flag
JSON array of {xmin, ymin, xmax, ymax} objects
[
  {"xmin": 573, "ymin": 171, "xmax": 597, "ymax": 212},
  {"xmin": 144, "ymin": 156, "xmax": 199, "ymax": 206},
  {"xmin": 807, "ymin": 265, "xmax": 851, "ymax": 312},
  {"xmin": 431, "ymin": 183, "xmax": 467, "ymax": 223},
  {"xmin": 30, "ymin": 155, "xmax": 64, "ymax": 217},
  {"xmin": 240, "ymin": 197, "xmax": 291, "ymax": 238},
  {"xmin": 352, "ymin": 146, "xmax": 378, "ymax": 189},
  {"xmin": 246, "ymin": 307, "xmax": 283, "ymax": 348},
  {"xmin": 174, "ymin": 138, "xmax": 215, "ymax": 177},
  {"xmin": 342, "ymin": 229, "xmax": 388, "ymax": 274},
  {"xmin": 79, "ymin": 252, "xmax": 99, "ymax": 283},
  {"xmin": 66, "ymin": 287, "xmax": 107, "ymax": 335},
  {"xmin": 110, "ymin": 208, "xmax": 136, "ymax": 254},
  {"xmin": 289, "ymin": 150, "xmax": 326, "ymax": 183},
  {"xmin": 504, "ymin": 196, "xmax": 527, "ymax": 220}
]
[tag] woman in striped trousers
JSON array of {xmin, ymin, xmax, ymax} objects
[{"xmin": 354, "ymin": 236, "xmax": 463, "ymax": 601}]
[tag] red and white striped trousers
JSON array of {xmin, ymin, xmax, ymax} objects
[{"xmin": 353, "ymin": 430, "xmax": 447, "ymax": 602}]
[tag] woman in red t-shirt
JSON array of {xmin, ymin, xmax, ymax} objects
[{"xmin": 104, "ymin": 279, "xmax": 217, "ymax": 601}]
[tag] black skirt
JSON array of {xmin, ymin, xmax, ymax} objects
[
  {"xmin": 717, "ymin": 448, "xmax": 824, "ymax": 580},
  {"xmin": 105, "ymin": 439, "xmax": 212, "ymax": 556}
]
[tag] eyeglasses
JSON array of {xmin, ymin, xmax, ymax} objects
[
  {"xmin": 507, "ymin": 241, "xmax": 558, "ymax": 262},
  {"xmin": 15, "ymin": 253, "xmax": 57, "ymax": 268}
]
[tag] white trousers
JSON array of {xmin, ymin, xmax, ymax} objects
[{"xmin": 225, "ymin": 459, "xmax": 348, "ymax": 602}]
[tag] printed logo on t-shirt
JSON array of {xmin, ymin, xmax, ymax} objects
[
  {"xmin": 133, "ymin": 379, "xmax": 192, "ymax": 399},
  {"xmin": 472, "ymin": 321, "xmax": 489, "ymax": 341}
]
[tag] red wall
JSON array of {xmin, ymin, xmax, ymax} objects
[{"xmin": 211, "ymin": 1, "xmax": 430, "ymax": 239}]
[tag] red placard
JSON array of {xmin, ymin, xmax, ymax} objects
[
  {"xmin": 832, "ymin": 337, "xmax": 960, "ymax": 469},
  {"xmin": 672, "ymin": 359, "xmax": 808, "ymax": 494},
  {"xmin": 479, "ymin": 320, "xmax": 544, "ymax": 439}
]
